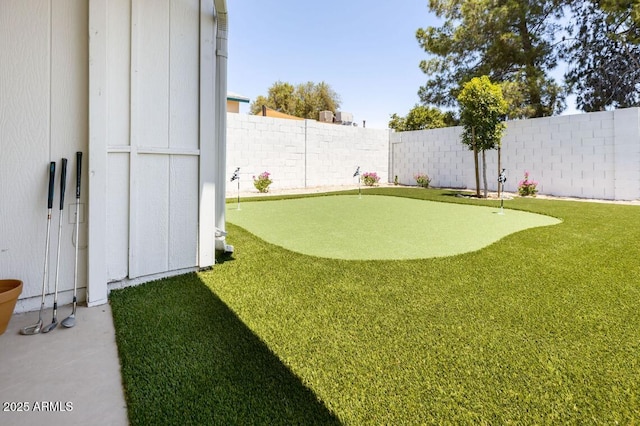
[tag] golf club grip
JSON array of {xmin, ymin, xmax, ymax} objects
[
  {"xmin": 76, "ymin": 151, "xmax": 82, "ymax": 198},
  {"xmin": 47, "ymin": 162, "xmax": 56, "ymax": 209},
  {"xmin": 59, "ymin": 158, "xmax": 68, "ymax": 210}
]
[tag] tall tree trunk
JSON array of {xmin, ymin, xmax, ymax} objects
[
  {"xmin": 482, "ymin": 149, "xmax": 488, "ymax": 199},
  {"xmin": 517, "ymin": 12, "xmax": 543, "ymax": 117},
  {"xmin": 473, "ymin": 127, "xmax": 480, "ymax": 197}
]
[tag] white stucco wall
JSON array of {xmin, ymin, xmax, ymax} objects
[{"xmin": 1, "ymin": 0, "xmax": 89, "ymax": 312}]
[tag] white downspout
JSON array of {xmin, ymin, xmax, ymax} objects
[{"xmin": 213, "ymin": 0, "xmax": 231, "ymax": 252}]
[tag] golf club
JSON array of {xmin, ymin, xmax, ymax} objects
[
  {"xmin": 62, "ymin": 152, "xmax": 82, "ymax": 328},
  {"xmin": 21, "ymin": 162, "xmax": 56, "ymax": 335},
  {"xmin": 42, "ymin": 158, "xmax": 67, "ymax": 333}
]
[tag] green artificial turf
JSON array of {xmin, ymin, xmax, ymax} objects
[
  {"xmin": 226, "ymin": 194, "xmax": 560, "ymax": 260},
  {"xmin": 111, "ymin": 188, "xmax": 640, "ymax": 425}
]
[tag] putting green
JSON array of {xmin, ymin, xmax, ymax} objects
[{"xmin": 226, "ymin": 195, "xmax": 561, "ymax": 260}]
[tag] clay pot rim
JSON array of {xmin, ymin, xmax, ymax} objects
[{"xmin": 0, "ymin": 279, "xmax": 23, "ymax": 303}]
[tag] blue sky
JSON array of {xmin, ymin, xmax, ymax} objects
[{"xmin": 226, "ymin": 1, "xmax": 577, "ymax": 129}]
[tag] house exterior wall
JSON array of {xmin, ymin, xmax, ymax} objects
[
  {"xmin": 227, "ymin": 100, "xmax": 240, "ymax": 113},
  {"xmin": 3, "ymin": 0, "xmax": 225, "ymax": 312},
  {"xmin": 1, "ymin": 0, "xmax": 89, "ymax": 312}
]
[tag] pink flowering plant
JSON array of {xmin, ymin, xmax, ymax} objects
[
  {"xmin": 361, "ymin": 172, "xmax": 380, "ymax": 187},
  {"xmin": 414, "ymin": 173, "xmax": 431, "ymax": 188},
  {"xmin": 253, "ymin": 171, "xmax": 273, "ymax": 193},
  {"xmin": 518, "ymin": 171, "xmax": 538, "ymax": 196}
]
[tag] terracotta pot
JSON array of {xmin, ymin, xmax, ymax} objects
[{"xmin": 0, "ymin": 279, "xmax": 23, "ymax": 335}]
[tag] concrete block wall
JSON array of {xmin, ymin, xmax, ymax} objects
[
  {"xmin": 305, "ymin": 120, "xmax": 389, "ymax": 187},
  {"xmin": 613, "ymin": 108, "xmax": 640, "ymax": 200},
  {"xmin": 391, "ymin": 108, "xmax": 640, "ymax": 200},
  {"xmin": 226, "ymin": 114, "xmax": 306, "ymax": 190},
  {"xmin": 500, "ymin": 112, "xmax": 617, "ymax": 198},
  {"xmin": 227, "ymin": 114, "xmax": 389, "ymax": 192},
  {"xmin": 228, "ymin": 108, "xmax": 640, "ymax": 200},
  {"xmin": 390, "ymin": 126, "xmax": 472, "ymax": 189}
]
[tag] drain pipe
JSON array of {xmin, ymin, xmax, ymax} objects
[{"xmin": 213, "ymin": 0, "xmax": 232, "ymax": 253}]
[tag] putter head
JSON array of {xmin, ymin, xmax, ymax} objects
[
  {"xmin": 20, "ymin": 320, "xmax": 43, "ymax": 335},
  {"xmin": 41, "ymin": 320, "xmax": 58, "ymax": 333}
]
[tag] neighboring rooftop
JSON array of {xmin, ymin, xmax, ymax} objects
[
  {"xmin": 227, "ymin": 91, "xmax": 250, "ymax": 103},
  {"xmin": 227, "ymin": 91, "xmax": 251, "ymax": 113}
]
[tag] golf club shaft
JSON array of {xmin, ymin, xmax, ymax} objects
[
  {"xmin": 51, "ymin": 159, "xmax": 68, "ymax": 320},
  {"xmin": 39, "ymin": 211, "xmax": 52, "ymax": 319},
  {"xmin": 21, "ymin": 162, "xmax": 55, "ymax": 335},
  {"xmin": 72, "ymin": 152, "xmax": 82, "ymax": 313},
  {"xmin": 41, "ymin": 162, "xmax": 56, "ymax": 318}
]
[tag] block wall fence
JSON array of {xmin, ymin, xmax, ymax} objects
[
  {"xmin": 227, "ymin": 108, "xmax": 640, "ymax": 200},
  {"xmin": 226, "ymin": 113, "xmax": 390, "ymax": 192}
]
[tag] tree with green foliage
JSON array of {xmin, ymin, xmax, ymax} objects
[
  {"xmin": 250, "ymin": 81, "xmax": 341, "ymax": 119},
  {"xmin": 562, "ymin": 1, "xmax": 640, "ymax": 111},
  {"xmin": 388, "ymin": 104, "xmax": 457, "ymax": 131},
  {"xmin": 458, "ymin": 76, "xmax": 508, "ymax": 198},
  {"xmin": 417, "ymin": 0, "xmax": 566, "ymax": 118},
  {"xmin": 600, "ymin": 0, "xmax": 640, "ymax": 43},
  {"xmin": 251, "ymin": 81, "xmax": 297, "ymax": 116}
]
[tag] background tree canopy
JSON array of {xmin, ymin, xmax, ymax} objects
[
  {"xmin": 562, "ymin": 1, "xmax": 640, "ymax": 111},
  {"xmin": 416, "ymin": 0, "xmax": 566, "ymax": 119},
  {"xmin": 388, "ymin": 105, "xmax": 457, "ymax": 131},
  {"xmin": 411, "ymin": 0, "xmax": 640, "ymax": 119},
  {"xmin": 250, "ymin": 81, "xmax": 341, "ymax": 120}
]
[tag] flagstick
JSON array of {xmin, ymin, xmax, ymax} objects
[
  {"xmin": 231, "ymin": 167, "xmax": 241, "ymax": 210},
  {"xmin": 354, "ymin": 166, "xmax": 361, "ymax": 199},
  {"xmin": 237, "ymin": 177, "xmax": 241, "ymax": 210},
  {"xmin": 498, "ymin": 169, "xmax": 506, "ymax": 215}
]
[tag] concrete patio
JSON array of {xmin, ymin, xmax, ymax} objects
[{"xmin": 0, "ymin": 304, "xmax": 128, "ymax": 426}]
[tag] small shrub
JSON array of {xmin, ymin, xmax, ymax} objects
[
  {"xmin": 414, "ymin": 173, "xmax": 431, "ymax": 188},
  {"xmin": 518, "ymin": 171, "xmax": 538, "ymax": 196},
  {"xmin": 253, "ymin": 171, "xmax": 273, "ymax": 193},
  {"xmin": 394, "ymin": 175, "xmax": 399, "ymax": 186},
  {"xmin": 361, "ymin": 172, "xmax": 380, "ymax": 187}
]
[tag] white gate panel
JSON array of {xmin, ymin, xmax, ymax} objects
[
  {"xmin": 107, "ymin": 0, "xmax": 132, "ymax": 148},
  {"xmin": 170, "ymin": 0, "xmax": 200, "ymax": 152},
  {"xmin": 169, "ymin": 155, "xmax": 199, "ymax": 270},
  {"xmin": 131, "ymin": 154, "xmax": 170, "ymax": 277},
  {"xmin": 87, "ymin": 0, "xmax": 220, "ymax": 304},
  {"xmin": 136, "ymin": 0, "xmax": 170, "ymax": 149},
  {"xmin": 107, "ymin": 154, "xmax": 130, "ymax": 281}
]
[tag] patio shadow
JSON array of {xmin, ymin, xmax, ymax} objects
[{"xmin": 110, "ymin": 273, "xmax": 341, "ymax": 425}]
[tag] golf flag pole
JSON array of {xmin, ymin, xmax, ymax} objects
[
  {"xmin": 498, "ymin": 168, "xmax": 507, "ymax": 215},
  {"xmin": 353, "ymin": 166, "xmax": 361, "ymax": 198},
  {"xmin": 231, "ymin": 167, "xmax": 240, "ymax": 210}
]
